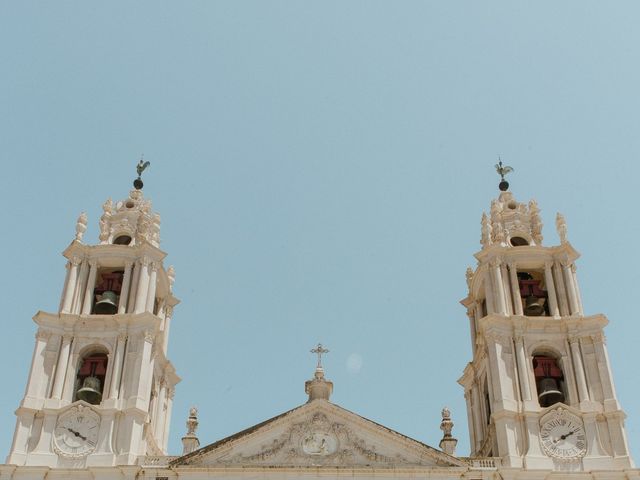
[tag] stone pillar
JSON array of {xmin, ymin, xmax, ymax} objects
[
  {"xmin": 61, "ymin": 257, "xmax": 81, "ymax": 313},
  {"xmin": 24, "ymin": 330, "xmax": 50, "ymax": 399},
  {"xmin": 569, "ymin": 337, "xmax": 590, "ymax": 402},
  {"xmin": 154, "ymin": 378, "xmax": 167, "ymax": 438},
  {"xmin": 134, "ymin": 258, "xmax": 150, "ymax": 314},
  {"xmin": 500, "ymin": 263, "xmax": 512, "ymax": 314},
  {"xmin": 552, "ymin": 262, "xmax": 570, "ymax": 316},
  {"xmin": 514, "ymin": 336, "xmax": 531, "ymax": 401},
  {"xmin": 163, "ymin": 388, "xmax": 175, "ymax": 452},
  {"xmin": 109, "ymin": 333, "xmax": 127, "ymax": 400},
  {"xmin": 59, "ymin": 262, "xmax": 71, "ymax": 312},
  {"xmin": 145, "ymin": 262, "xmax": 158, "ymax": 313},
  {"xmin": 592, "ymin": 334, "xmax": 617, "ymax": 407},
  {"xmin": 508, "ymin": 263, "xmax": 523, "ymax": 316},
  {"xmin": 571, "ymin": 264, "xmax": 584, "ymax": 315},
  {"xmin": 72, "ymin": 259, "xmax": 89, "ymax": 314},
  {"xmin": 563, "ymin": 262, "xmax": 580, "ymax": 315},
  {"xmin": 483, "ymin": 271, "xmax": 496, "ymax": 315},
  {"xmin": 118, "ymin": 262, "xmax": 133, "ymax": 314},
  {"xmin": 491, "ymin": 260, "xmax": 507, "ymax": 315},
  {"xmin": 471, "ymin": 384, "xmax": 484, "ymax": 453},
  {"xmin": 51, "ymin": 335, "xmax": 72, "ymax": 400},
  {"xmin": 81, "ymin": 260, "xmax": 98, "ymax": 314},
  {"xmin": 543, "ymin": 261, "xmax": 560, "ymax": 318},
  {"xmin": 127, "ymin": 262, "xmax": 140, "ymax": 313},
  {"xmin": 163, "ymin": 306, "xmax": 173, "ymax": 354}
]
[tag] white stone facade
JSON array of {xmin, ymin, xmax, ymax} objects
[{"xmin": 1, "ymin": 185, "xmax": 638, "ymax": 480}]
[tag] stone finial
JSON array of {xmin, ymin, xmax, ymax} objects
[
  {"xmin": 439, "ymin": 407, "xmax": 458, "ymax": 456},
  {"xmin": 480, "ymin": 213, "xmax": 492, "ymax": 247},
  {"xmin": 181, "ymin": 406, "xmax": 200, "ymax": 455},
  {"xmin": 75, "ymin": 212, "xmax": 88, "ymax": 242},
  {"xmin": 167, "ymin": 265, "xmax": 176, "ymax": 291},
  {"xmin": 305, "ymin": 344, "xmax": 333, "ymax": 402},
  {"xmin": 556, "ymin": 212, "xmax": 568, "ymax": 244},
  {"xmin": 465, "ymin": 267, "xmax": 474, "ymax": 290}
]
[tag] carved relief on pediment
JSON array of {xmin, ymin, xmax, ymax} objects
[{"xmin": 205, "ymin": 413, "xmax": 411, "ymax": 467}]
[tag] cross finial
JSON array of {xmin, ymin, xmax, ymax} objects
[{"xmin": 311, "ymin": 343, "xmax": 329, "ymax": 369}]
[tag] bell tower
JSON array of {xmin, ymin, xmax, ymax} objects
[
  {"xmin": 7, "ymin": 163, "xmax": 180, "ymax": 467},
  {"xmin": 459, "ymin": 163, "xmax": 633, "ymax": 470}
]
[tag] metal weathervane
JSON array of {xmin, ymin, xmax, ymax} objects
[
  {"xmin": 133, "ymin": 155, "xmax": 151, "ymax": 190},
  {"xmin": 495, "ymin": 158, "xmax": 513, "ymax": 191}
]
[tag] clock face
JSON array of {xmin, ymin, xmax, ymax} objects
[
  {"xmin": 540, "ymin": 415, "xmax": 586, "ymax": 459},
  {"xmin": 54, "ymin": 407, "xmax": 100, "ymax": 457}
]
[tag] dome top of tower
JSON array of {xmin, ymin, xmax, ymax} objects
[
  {"xmin": 480, "ymin": 191, "xmax": 543, "ymax": 249},
  {"xmin": 98, "ymin": 189, "xmax": 161, "ymax": 247}
]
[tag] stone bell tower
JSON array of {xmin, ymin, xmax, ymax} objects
[
  {"xmin": 458, "ymin": 163, "xmax": 633, "ymax": 470},
  {"xmin": 7, "ymin": 164, "xmax": 180, "ymax": 467}
]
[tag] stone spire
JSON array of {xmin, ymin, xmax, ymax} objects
[
  {"xmin": 181, "ymin": 406, "xmax": 200, "ymax": 455},
  {"xmin": 305, "ymin": 343, "xmax": 333, "ymax": 402},
  {"xmin": 438, "ymin": 407, "xmax": 457, "ymax": 456}
]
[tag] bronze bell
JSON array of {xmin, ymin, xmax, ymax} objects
[
  {"xmin": 93, "ymin": 290, "xmax": 118, "ymax": 315},
  {"xmin": 538, "ymin": 377, "xmax": 564, "ymax": 407},
  {"xmin": 76, "ymin": 375, "xmax": 102, "ymax": 404},
  {"xmin": 524, "ymin": 295, "xmax": 545, "ymax": 316}
]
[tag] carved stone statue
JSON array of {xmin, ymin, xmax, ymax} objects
[
  {"xmin": 465, "ymin": 267, "xmax": 474, "ymax": 290},
  {"xmin": 480, "ymin": 213, "xmax": 492, "ymax": 247},
  {"xmin": 75, "ymin": 212, "xmax": 87, "ymax": 242},
  {"xmin": 556, "ymin": 212, "xmax": 568, "ymax": 244}
]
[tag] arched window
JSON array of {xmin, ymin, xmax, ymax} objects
[
  {"xmin": 74, "ymin": 351, "xmax": 108, "ymax": 405},
  {"xmin": 532, "ymin": 354, "xmax": 566, "ymax": 407},
  {"xmin": 518, "ymin": 271, "xmax": 549, "ymax": 316}
]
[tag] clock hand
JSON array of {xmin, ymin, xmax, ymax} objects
[{"xmin": 65, "ymin": 427, "xmax": 88, "ymax": 441}]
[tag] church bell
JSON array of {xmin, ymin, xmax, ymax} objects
[
  {"xmin": 524, "ymin": 294, "xmax": 545, "ymax": 316},
  {"xmin": 76, "ymin": 375, "xmax": 102, "ymax": 404},
  {"xmin": 93, "ymin": 290, "xmax": 118, "ymax": 315},
  {"xmin": 537, "ymin": 377, "xmax": 565, "ymax": 407}
]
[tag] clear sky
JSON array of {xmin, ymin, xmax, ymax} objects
[{"xmin": 1, "ymin": 0, "xmax": 640, "ymax": 462}]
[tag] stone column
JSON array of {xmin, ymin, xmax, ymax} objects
[
  {"xmin": 563, "ymin": 262, "xmax": 580, "ymax": 315},
  {"xmin": 24, "ymin": 330, "xmax": 50, "ymax": 399},
  {"xmin": 51, "ymin": 335, "xmax": 72, "ymax": 399},
  {"xmin": 508, "ymin": 263, "xmax": 523, "ymax": 316},
  {"xmin": 569, "ymin": 337, "xmax": 589, "ymax": 402},
  {"xmin": 571, "ymin": 264, "xmax": 584, "ymax": 315},
  {"xmin": 109, "ymin": 333, "xmax": 127, "ymax": 400},
  {"xmin": 483, "ymin": 271, "xmax": 496, "ymax": 315},
  {"xmin": 118, "ymin": 262, "xmax": 133, "ymax": 314},
  {"xmin": 471, "ymin": 384, "xmax": 484, "ymax": 453},
  {"xmin": 500, "ymin": 263, "xmax": 512, "ymax": 314},
  {"xmin": 552, "ymin": 262, "xmax": 570, "ymax": 316},
  {"xmin": 127, "ymin": 261, "xmax": 140, "ymax": 313},
  {"xmin": 59, "ymin": 262, "xmax": 71, "ymax": 312},
  {"xmin": 145, "ymin": 262, "xmax": 158, "ymax": 313},
  {"xmin": 543, "ymin": 261, "xmax": 560, "ymax": 318},
  {"xmin": 514, "ymin": 336, "xmax": 531, "ymax": 401},
  {"xmin": 491, "ymin": 260, "xmax": 507, "ymax": 315},
  {"xmin": 81, "ymin": 260, "xmax": 98, "ymax": 314},
  {"xmin": 134, "ymin": 258, "xmax": 150, "ymax": 314},
  {"xmin": 162, "ymin": 388, "xmax": 175, "ymax": 451},
  {"xmin": 154, "ymin": 378, "xmax": 167, "ymax": 438},
  {"xmin": 72, "ymin": 259, "xmax": 89, "ymax": 314},
  {"xmin": 163, "ymin": 306, "xmax": 173, "ymax": 354},
  {"xmin": 592, "ymin": 334, "xmax": 617, "ymax": 405},
  {"xmin": 61, "ymin": 257, "xmax": 81, "ymax": 313}
]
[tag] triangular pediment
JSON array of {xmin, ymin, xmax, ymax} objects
[{"xmin": 172, "ymin": 401, "xmax": 466, "ymax": 468}]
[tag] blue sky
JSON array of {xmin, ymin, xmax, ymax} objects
[{"xmin": 1, "ymin": 1, "xmax": 640, "ymax": 461}]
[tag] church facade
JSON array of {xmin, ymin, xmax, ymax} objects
[{"xmin": 1, "ymin": 175, "xmax": 637, "ymax": 480}]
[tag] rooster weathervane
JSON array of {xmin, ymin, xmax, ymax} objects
[
  {"xmin": 133, "ymin": 155, "xmax": 151, "ymax": 190},
  {"xmin": 495, "ymin": 158, "xmax": 513, "ymax": 191}
]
